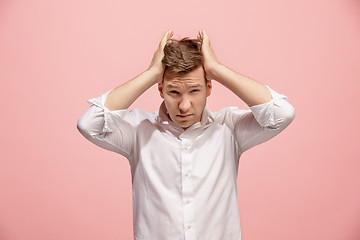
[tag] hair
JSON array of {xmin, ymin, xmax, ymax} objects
[{"xmin": 161, "ymin": 37, "xmax": 207, "ymax": 82}]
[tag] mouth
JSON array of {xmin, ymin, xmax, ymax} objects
[{"xmin": 177, "ymin": 114, "xmax": 193, "ymax": 118}]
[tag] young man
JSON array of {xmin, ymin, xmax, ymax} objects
[{"xmin": 77, "ymin": 29, "xmax": 295, "ymax": 240}]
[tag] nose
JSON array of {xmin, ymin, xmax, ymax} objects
[{"xmin": 179, "ymin": 95, "xmax": 191, "ymax": 113}]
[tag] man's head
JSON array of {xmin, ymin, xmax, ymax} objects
[{"xmin": 158, "ymin": 37, "xmax": 212, "ymax": 130}]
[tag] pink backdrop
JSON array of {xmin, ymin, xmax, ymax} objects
[{"xmin": 1, "ymin": 0, "xmax": 359, "ymax": 239}]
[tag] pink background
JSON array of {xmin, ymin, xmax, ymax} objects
[{"xmin": 1, "ymin": 0, "xmax": 359, "ymax": 239}]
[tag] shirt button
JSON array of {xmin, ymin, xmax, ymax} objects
[
  {"xmin": 186, "ymin": 199, "xmax": 191, "ymax": 204},
  {"xmin": 184, "ymin": 146, "xmax": 188, "ymax": 150},
  {"xmin": 187, "ymin": 224, "xmax": 192, "ymax": 229},
  {"xmin": 185, "ymin": 172, "xmax": 189, "ymax": 177}
]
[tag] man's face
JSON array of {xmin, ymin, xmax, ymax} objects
[{"xmin": 158, "ymin": 66, "xmax": 212, "ymax": 130}]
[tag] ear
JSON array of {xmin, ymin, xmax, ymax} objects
[
  {"xmin": 206, "ymin": 80, "xmax": 212, "ymax": 97},
  {"xmin": 158, "ymin": 82, "xmax": 164, "ymax": 99}
]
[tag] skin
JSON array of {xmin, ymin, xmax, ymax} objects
[
  {"xmin": 158, "ymin": 66, "xmax": 212, "ymax": 129},
  {"xmin": 104, "ymin": 29, "xmax": 272, "ymax": 128},
  {"xmin": 155, "ymin": 29, "xmax": 218, "ymax": 130}
]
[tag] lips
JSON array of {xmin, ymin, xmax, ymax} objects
[{"xmin": 177, "ymin": 114, "xmax": 193, "ymax": 118}]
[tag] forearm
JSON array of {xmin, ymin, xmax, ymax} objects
[
  {"xmin": 211, "ymin": 64, "xmax": 272, "ymax": 107},
  {"xmin": 104, "ymin": 69, "xmax": 160, "ymax": 111}
]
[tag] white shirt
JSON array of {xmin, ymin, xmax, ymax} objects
[{"xmin": 77, "ymin": 85, "xmax": 295, "ymax": 240}]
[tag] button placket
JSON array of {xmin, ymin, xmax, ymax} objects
[{"xmin": 180, "ymin": 137, "xmax": 196, "ymax": 239}]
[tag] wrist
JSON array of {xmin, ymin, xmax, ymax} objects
[
  {"xmin": 146, "ymin": 68, "xmax": 164, "ymax": 84},
  {"xmin": 206, "ymin": 62, "xmax": 224, "ymax": 81}
]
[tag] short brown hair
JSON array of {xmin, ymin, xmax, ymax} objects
[{"xmin": 161, "ymin": 37, "xmax": 207, "ymax": 82}]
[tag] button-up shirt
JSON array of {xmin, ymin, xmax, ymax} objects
[{"xmin": 77, "ymin": 85, "xmax": 295, "ymax": 240}]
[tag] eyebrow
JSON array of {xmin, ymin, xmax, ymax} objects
[
  {"xmin": 189, "ymin": 84, "xmax": 203, "ymax": 89},
  {"xmin": 166, "ymin": 84, "xmax": 203, "ymax": 89},
  {"xmin": 166, "ymin": 84, "xmax": 180, "ymax": 89}
]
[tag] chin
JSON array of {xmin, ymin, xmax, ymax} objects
[
  {"xmin": 181, "ymin": 122, "xmax": 195, "ymax": 129},
  {"xmin": 174, "ymin": 121, "xmax": 190, "ymax": 129}
]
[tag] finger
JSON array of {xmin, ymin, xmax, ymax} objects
[
  {"xmin": 163, "ymin": 29, "xmax": 172, "ymax": 39},
  {"xmin": 162, "ymin": 30, "xmax": 169, "ymax": 38},
  {"xmin": 166, "ymin": 30, "xmax": 174, "ymax": 42},
  {"xmin": 159, "ymin": 31, "xmax": 168, "ymax": 46},
  {"xmin": 203, "ymin": 30, "xmax": 209, "ymax": 41},
  {"xmin": 168, "ymin": 31, "xmax": 173, "ymax": 39},
  {"xmin": 197, "ymin": 31, "xmax": 203, "ymax": 41},
  {"xmin": 201, "ymin": 30, "xmax": 206, "ymax": 39},
  {"xmin": 160, "ymin": 30, "xmax": 172, "ymax": 45}
]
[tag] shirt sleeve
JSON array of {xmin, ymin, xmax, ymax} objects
[
  {"xmin": 76, "ymin": 89, "xmax": 139, "ymax": 161},
  {"xmin": 232, "ymin": 85, "xmax": 296, "ymax": 153}
]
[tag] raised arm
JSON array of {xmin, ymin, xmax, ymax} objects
[
  {"xmin": 77, "ymin": 30, "xmax": 174, "ymax": 160},
  {"xmin": 104, "ymin": 29, "xmax": 174, "ymax": 111},
  {"xmin": 197, "ymin": 30, "xmax": 295, "ymax": 153},
  {"xmin": 197, "ymin": 30, "xmax": 272, "ymax": 107}
]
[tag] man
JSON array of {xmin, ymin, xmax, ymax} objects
[{"xmin": 77, "ymin": 29, "xmax": 295, "ymax": 240}]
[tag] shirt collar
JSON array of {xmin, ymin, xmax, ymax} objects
[{"xmin": 157, "ymin": 101, "xmax": 214, "ymax": 129}]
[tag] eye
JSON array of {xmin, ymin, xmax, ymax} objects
[
  {"xmin": 190, "ymin": 89, "xmax": 200, "ymax": 93},
  {"xmin": 169, "ymin": 90, "xmax": 180, "ymax": 94}
]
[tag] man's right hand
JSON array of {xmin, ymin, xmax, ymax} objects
[{"xmin": 147, "ymin": 29, "xmax": 174, "ymax": 81}]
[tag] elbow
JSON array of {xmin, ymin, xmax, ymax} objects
[
  {"xmin": 77, "ymin": 115, "xmax": 92, "ymax": 138},
  {"xmin": 278, "ymin": 102, "xmax": 296, "ymax": 129},
  {"xmin": 77, "ymin": 111, "xmax": 107, "ymax": 139},
  {"xmin": 283, "ymin": 104, "xmax": 295, "ymax": 126},
  {"xmin": 77, "ymin": 117, "xmax": 87, "ymax": 136},
  {"xmin": 267, "ymin": 101, "xmax": 295, "ymax": 130}
]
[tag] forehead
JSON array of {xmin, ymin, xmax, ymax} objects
[{"xmin": 163, "ymin": 67, "xmax": 206, "ymax": 87}]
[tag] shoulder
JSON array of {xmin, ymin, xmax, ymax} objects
[
  {"xmin": 211, "ymin": 107, "xmax": 251, "ymax": 121},
  {"xmin": 122, "ymin": 108, "xmax": 159, "ymax": 125},
  {"xmin": 207, "ymin": 107, "xmax": 252, "ymax": 130}
]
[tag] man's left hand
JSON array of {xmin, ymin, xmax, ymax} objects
[{"xmin": 197, "ymin": 30, "xmax": 221, "ymax": 81}]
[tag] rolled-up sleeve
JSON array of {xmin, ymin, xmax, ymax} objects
[
  {"xmin": 77, "ymin": 89, "xmax": 136, "ymax": 160},
  {"xmin": 233, "ymin": 85, "xmax": 296, "ymax": 153}
]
